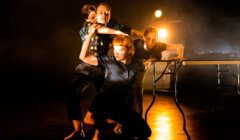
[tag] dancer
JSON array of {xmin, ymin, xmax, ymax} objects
[
  {"xmin": 80, "ymin": 24, "xmax": 151, "ymax": 140},
  {"xmin": 64, "ymin": 3, "xmax": 142, "ymax": 140},
  {"xmin": 131, "ymin": 26, "xmax": 184, "ymax": 114}
]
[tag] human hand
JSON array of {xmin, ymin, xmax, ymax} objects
[
  {"xmin": 148, "ymin": 58, "xmax": 157, "ymax": 62},
  {"xmin": 114, "ymin": 123, "xmax": 123, "ymax": 134},
  {"xmin": 144, "ymin": 58, "xmax": 157, "ymax": 69},
  {"xmin": 88, "ymin": 24, "xmax": 101, "ymax": 36}
]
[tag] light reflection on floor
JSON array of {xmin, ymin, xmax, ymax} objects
[
  {"xmin": 143, "ymin": 93, "xmax": 188, "ymax": 140},
  {"xmin": 153, "ymin": 113, "xmax": 172, "ymax": 140}
]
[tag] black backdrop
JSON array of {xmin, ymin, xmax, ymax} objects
[{"xmin": 1, "ymin": 0, "xmax": 239, "ymax": 101}]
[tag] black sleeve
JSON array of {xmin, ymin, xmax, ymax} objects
[
  {"xmin": 107, "ymin": 19, "xmax": 132, "ymax": 34},
  {"xmin": 97, "ymin": 55, "xmax": 106, "ymax": 68},
  {"xmin": 133, "ymin": 39, "xmax": 142, "ymax": 59},
  {"xmin": 147, "ymin": 42, "xmax": 166, "ymax": 59},
  {"xmin": 131, "ymin": 58, "xmax": 146, "ymax": 74},
  {"xmin": 157, "ymin": 42, "xmax": 167, "ymax": 52},
  {"xmin": 133, "ymin": 39, "xmax": 150, "ymax": 60},
  {"xmin": 97, "ymin": 55, "xmax": 112, "ymax": 70}
]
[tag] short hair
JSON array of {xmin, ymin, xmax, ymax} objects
[
  {"xmin": 97, "ymin": 2, "xmax": 111, "ymax": 12},
  {"xmin": 81, "ymin": 4, "xmax": 96, "ymax": 19},
  {"xmin": 143, "ymin": 27, "xmax": 158, "ymax": 37},
  {"xmin": 112, "ymin": 36, "xmax": 135, "ymax": 58}
]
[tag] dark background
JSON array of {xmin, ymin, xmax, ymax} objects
[{"xmin": 1, "ymin": 0, "xmax": 240, "ymax": 101}]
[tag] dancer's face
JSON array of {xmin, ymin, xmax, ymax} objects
[
  {"xmin": 96, "ymin": 5, "xmax": 111, "ymax": 24},
  {"xmin": 113, "ymin": 45, "xmax": 127, "ymax": 63},
  {"xmin": 87, "ymin": 11, "xmax": 96, "ymax": 23},
  {"xmin": 144, "ymin": 32, "xmax": 157, "ymax": 50}
]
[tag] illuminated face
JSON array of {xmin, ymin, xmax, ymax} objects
[
  {"xmin": 87, "ymin": 11, "xmax": 96, "ymax": 23},
  {"xmin": 113, "ymin": 45, "xmax": 127, "ymax": 62},
  {"xmin": 144, "ymin": 32, "xmax": 157, "ymax": 50},
  {"xmin": 96, "ymin": 5, "xmax": 111, "ymax": 24}
]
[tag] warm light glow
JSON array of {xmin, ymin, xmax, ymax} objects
[
  {"xmin": 144, "ymin": 94, "xmax": 189, "ymax": 140},
  {"xmin": 153, "ymin": 113, "xmax": 172, "ymax": 140},
  {"xmin": 155, "ymin": 10, "xmax": 162, "ymax": 18},
  {"xmin": 158, "ymin": 28, "xmax": 168, "ymax": 42}
]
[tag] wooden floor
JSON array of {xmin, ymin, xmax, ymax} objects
[{"xmin": 1, "ymin": 90, "xmax": 240, "ymax": 140}]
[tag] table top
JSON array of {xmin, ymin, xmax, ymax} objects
[{"xmin": 154, "ymin": 60, "xmax": 240, "ymax": 65}]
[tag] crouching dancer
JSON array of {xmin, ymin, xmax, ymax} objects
[{"xmin": 80, "ymin": 24, "xmax": 151, "ymax": 140}]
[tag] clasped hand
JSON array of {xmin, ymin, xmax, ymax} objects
[{"xmin": 88, "ymin": 24, "xmax": 101, "ymax": 36}]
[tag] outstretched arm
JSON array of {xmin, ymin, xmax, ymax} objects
[
  {"xmin": 107, "ymin": 19, "xmax": 142, "ymax": 37},
  {"xmin": 165, "ymin": 43, "xmax": 184, "ymax": 59},
  {"xmin": 97, "ymin": 26, "xmax": 129, "ymax": 36},
  {"xmin": 79, "ymin": 24, "xmax": 99, "ymax": 66},
  {"xmin": 131, "ymin": 29, "xmax": 144, "ymax": 38}
]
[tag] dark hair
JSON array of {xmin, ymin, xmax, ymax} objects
[
  {"xmin": 97, "ymin": 2, "xmax": 111, "ymax": 12},
  {"xmin": 144, "ymin": 27, "xmax": 158, "ymax": 37},
  {"xmin": 81, "ymin": 4, "xmax": 96, "ymax": 19}
]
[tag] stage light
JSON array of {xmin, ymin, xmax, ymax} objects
[
  {"xmin": 158, "ymin": 28, "xmax": 168, "ymax": 42},
  {"xmin": 155, "ymin": 10, "xmax": 162, "ymax": 18}
]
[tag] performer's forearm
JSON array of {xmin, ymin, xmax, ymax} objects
[
  {"xmin": 131, "ymin": 29, "xmax": 144, "ymax": 38},
  {"xmin": 79, "ymin": 33, "xmax": 93, "ymax": 60},
  {"xmin": 165, "ymin": 43, "xmax": 184, "ymax": 59},
  {"xmin": 98, "ymin": 26, "xmax": 129, "ymax": 36}
]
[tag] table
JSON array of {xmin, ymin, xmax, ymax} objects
[{"xmin": 145, "ymin": 60, "xmax": 240, "ymax": 140}]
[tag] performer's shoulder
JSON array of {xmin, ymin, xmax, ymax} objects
[{"xmin": 133, "ymin": 39, "xmax": 144, "ymax": 48}]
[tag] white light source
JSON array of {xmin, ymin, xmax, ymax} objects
[
  {"xmin": 155, "ymin": 10, "xmax": 162, "ymax": 18},
  {"xmin": 158, "ymin": 28, "xmax": 168, "ymax": 42}
]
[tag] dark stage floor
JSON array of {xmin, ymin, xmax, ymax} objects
[{"xmin": 1, "ymin": 90, "xmax": 240, "ymax": 140}]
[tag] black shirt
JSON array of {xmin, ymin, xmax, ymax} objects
[
  {"xmin": 106, "ymin": 19, "xmax": 132, "ymax": 35},
  {"xmin": 97, "ymin": 55, "xmax": 145, "ymax": 103},
  {"xmin": 133, "ymin": 39, "xmax": 167, "ymax": 60}
]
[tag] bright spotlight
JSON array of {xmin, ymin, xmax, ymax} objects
[
  {"xmin": 155, "ymin": 10, "xmax": 162, "ymax": 18},
  {"xmin": 158, "ymin": 28, "xmax": 168, "ymax": 41}
]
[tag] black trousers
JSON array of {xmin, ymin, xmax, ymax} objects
[
  {"xmin": 90, "ymin": 93, "xmax": 151, "ymax": 139},
  {"xmin": 65, "ymin": 74, "xmax": 91, "ymax": 120},
  {"xmin": 65, "ymin": 61, "xmax": 103, "ymax": 121}
]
